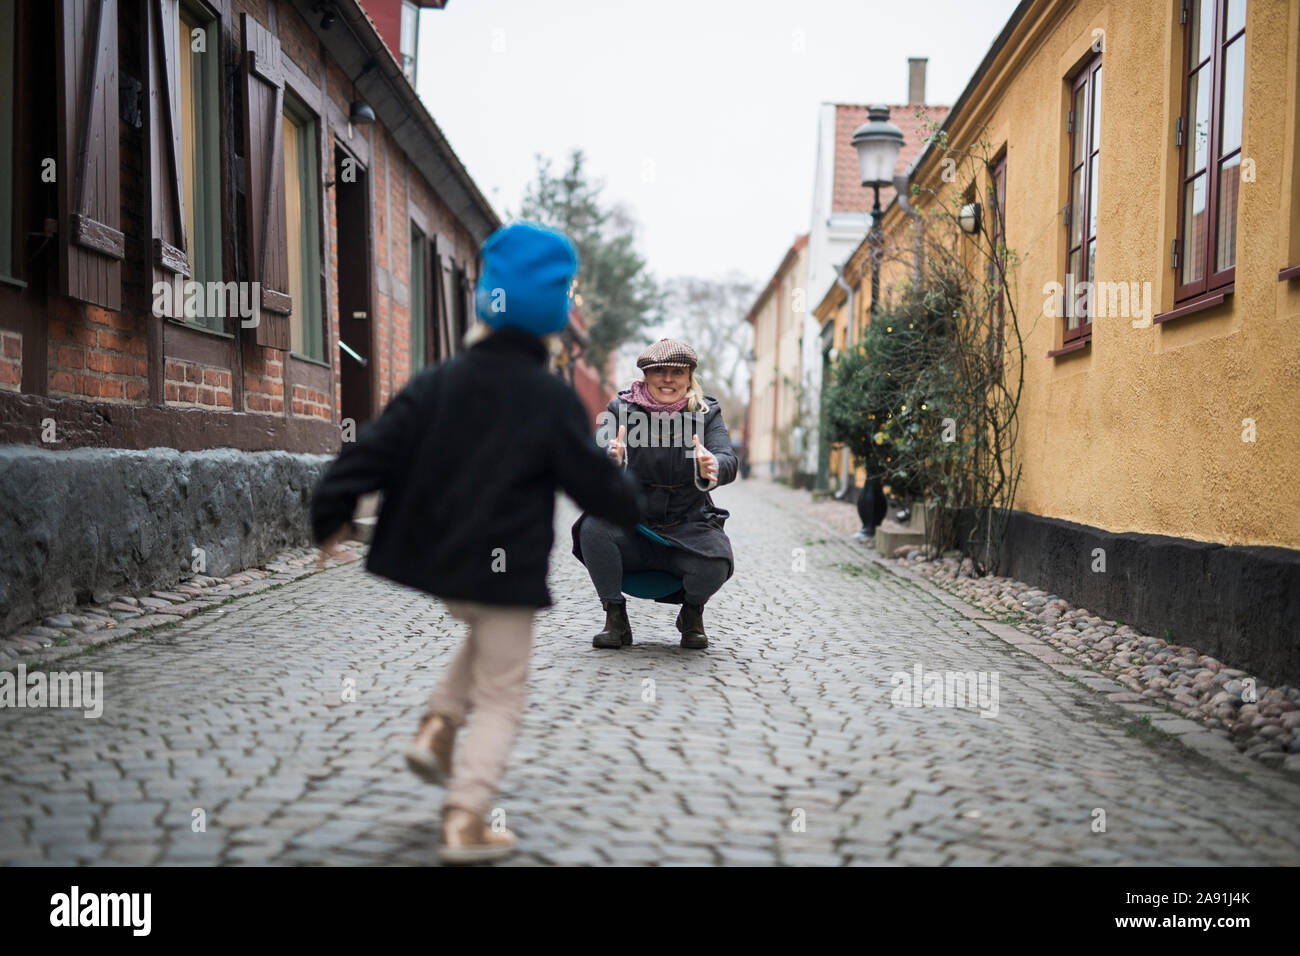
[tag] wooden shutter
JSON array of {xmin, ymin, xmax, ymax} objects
[
  {"xmin": 55, "ymin": 0, "xmax": 123, "ymax": 310},
  {"xmin": 146, "ymin": 0, "xmax": 187, "ymax": 319},
  {"xmin": 433, "ymin": 235, "xmax": 456, "ymax": 358},
  {"xmin": 240, "ymin": 12, "xmax": 291, "ymax": 349},
  {"xmin": 459, "ymin": 263, "xmax": 475, "ymax": 342}
]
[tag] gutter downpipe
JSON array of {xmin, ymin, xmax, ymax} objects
[{"xmin": 894, "ymin": 168, "xmax": 923, "ymax": 285}]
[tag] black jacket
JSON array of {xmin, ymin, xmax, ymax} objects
[
  {"xmin": 311, "ymin": 328, "xmax": 643, "ymax": 608},
  {"xmin": 572, "ymin": 394, "xmax": 738, "ymax": 594}
]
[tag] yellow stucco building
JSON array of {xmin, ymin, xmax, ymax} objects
[
  {"xmin": 817, "ymin": 0, "xmax": 1300, "ymax": 682},
  {"xmin": 746, "ymin": 234, "xmax": 808, "ymax": 482}
]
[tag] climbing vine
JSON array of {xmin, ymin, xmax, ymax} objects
[{"xmin": 823, "ymin": 132, "xmax": 1025, "ymax": 575}]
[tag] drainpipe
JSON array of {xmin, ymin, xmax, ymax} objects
[
  {"xmin": 832, "ymin": 263, "xmax": 855, "ymax": 499},
  {"xmin": 894, "ymin": 170, "xmax": 923, "ymax": 285}
]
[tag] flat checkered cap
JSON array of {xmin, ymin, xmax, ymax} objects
[{"xmin": 636, "ymin": 338, "xmax": 698, "ymax": 371}]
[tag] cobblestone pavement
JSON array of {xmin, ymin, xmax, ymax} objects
[{"xmin": 4, "ymin": 479, "xmax": 1300, "ymax": 866}]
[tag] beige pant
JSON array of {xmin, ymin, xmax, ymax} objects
[{"xmin": 426, "ymin": 600, "xmax": 535, "ymax": 815}]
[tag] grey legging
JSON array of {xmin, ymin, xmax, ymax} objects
[{"xmin": 579, "ymin": 517, "xmax": 730, "ymax": 606}]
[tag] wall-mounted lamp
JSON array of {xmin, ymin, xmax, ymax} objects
[
  {"xmin": 958, "ymin": 202, "xmax": 982, "ymax": 235},
  {"xmin": 349, "ymin": 100, "xmax": 375, "ymax": 125},
  {"xmin": 350, "ymin": 60, "xmax": 376, "ymax": 126},
  {"xmin": 312, "ymin": 2, "xmax": 336, "ymax": 30}
]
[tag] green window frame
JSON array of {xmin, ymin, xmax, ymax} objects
[
  {"xmin": 283, "ymin": 96, "xmax": 323, "ymax": 361},
  {"xmin": 178, "ymin": 1, "xmax": 220, "ymax": 329},
  {"xmin": 410, "ymin": 223, "xmax": 427, "ymax": 373},
  {"xmin": 178, "ymin": 1, "xmax": 222, "ymax": 330}
]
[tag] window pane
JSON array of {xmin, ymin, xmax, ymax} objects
[
  {"xmin": 1091, "ymin": 66, "xmax": 1103, "ymax": 154},
  {"xmin": 1182, "ymin": 174, "xmax": 1207, "ymax": 284},
  {"xmin": 1071, "ymin": 168, "xmax": 1084, "ymax": 247},
  {"xmin": 1218, "ymin": 36, "xmax": 1244, "ymax": 157},
  {"xmin": 1073, "ymin": 85, "xmax": 1087, "ymax": 165},
  {"xmin": 1088, "ymin": 153, "xmax": 1099, "ymax": 240},
  {"xmin": 1067, "ymin": 249, "xmax": 1081, "ymax": 328},
  {"xmin": 1216, "ymin": 153, "xmax": 1240, "ymax": 271},
  {"xmin": 1224, "ymin": 0, "xmax": 1246, "ymax": 37},
  {"xmin": 1188, "ymin": 0, "xmax": 1212, "ymax": 66},
  {"xmin": 400, "ymin": 2, "xmax": 418, "ymax": 81},
  {"xmin": 283, "ymin": 114, "xmax": 303, "ymax": 354},
  {"xmin": 179, "ymin": 12, "xmax": 200, "ymax": 293},
  {"xmin": 1086, "ymin": 240, "xmax": 1095, "ymax": 294},
  {"xmin": 1186, "ymin": 66, "xmax": 1210, "ymax": 176},
  {"xmin": 297, "ymin": 118, "xmax": 322, "ymax": 360}
]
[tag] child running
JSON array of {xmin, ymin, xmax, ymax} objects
[{"xmin": 312, "ymin": 221, "xmax": 641, "ymax": 864}]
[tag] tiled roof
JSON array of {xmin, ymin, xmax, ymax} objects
[{"xmin": 831, "ymin": 104, "xmax": 950, "ymax": 214}]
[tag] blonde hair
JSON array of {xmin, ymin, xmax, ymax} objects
[
  {"xmin": 463, "ymin": 321, "xmax": 564, "ymax": 365},
  {"xmin": 685, "ymin": 372, "xmax": 709, "ymax": 414}
]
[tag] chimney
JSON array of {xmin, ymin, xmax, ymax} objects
[{"xmin": 908, "ymin": 57, "xmax": 927, "ymax": 105}]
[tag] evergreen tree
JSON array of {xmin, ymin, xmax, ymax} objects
[{"xmin": 517, "ymin": 150, "xmax": 659, "ymax": 377}]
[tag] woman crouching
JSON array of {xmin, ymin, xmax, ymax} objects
[{"xmin": 572, "ymin": 338, "xmax": 737, "ymax": 649}]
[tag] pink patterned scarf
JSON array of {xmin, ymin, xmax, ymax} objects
[{"xmin": 621, "ymin": 379, "xmax": 689, "ymax": 414}]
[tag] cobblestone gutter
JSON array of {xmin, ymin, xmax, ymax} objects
[{"xmin": 793, "ymin": 487, "xmax": 1300, "ymax": 778}]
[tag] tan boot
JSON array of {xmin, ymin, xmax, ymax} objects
[
  {"xmin": 404, "ymin": 712, "xmax": 456, "ymax": 785},
  {"xmin": 438, "ymin": 805, "xmax": 517, "ymax": 865}
]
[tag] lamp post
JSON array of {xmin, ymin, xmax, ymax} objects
[{"xmin": 851, "ymin": 105, "xmax": 904, "ymax": 318}]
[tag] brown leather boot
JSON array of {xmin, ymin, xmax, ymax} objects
[
  {"xmin": 438, "ymin": 805, "xmax": 517, "ymax": 865},
  {"xmin": 592, "ymin": 599, "xmax": 633, "ymax": 649},
  {"xmin": 676, "ymin": 601, "xmax": 708, "ymax": 649},
  {"xmin": 405, "ymin": 712, "xmax": 456, "ymax": 785}
]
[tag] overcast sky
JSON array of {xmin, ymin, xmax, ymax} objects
[{"xmin": 417, "ymin": 0, "xmax": 1020, "ymax": 286}]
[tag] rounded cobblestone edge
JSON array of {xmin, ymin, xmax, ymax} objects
[{"xmin": 0, "ymin": 543, "xmax": 365, "ymax": 675}]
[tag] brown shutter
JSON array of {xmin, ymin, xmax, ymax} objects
[
  {"xmin": 240, "ymin": 12, "xmax": 291, "ymax": 349},
  {"xmin": 459, "ymin": 264, "xmax": 475, "ymax": 341},
  {"xmin": 55, "ymin": 0, "xmax": 123, "ymax": 310},
  {"xmin": 146, "ymin": 0, "xmax": 188, "ymax": 320},
  {"xmin": 433, "ymin": 235, "xmax": 456, "ymax": 358}
]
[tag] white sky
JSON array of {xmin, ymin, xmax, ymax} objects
[{"xmin": 417, "ymin": 0, "xmax": 1021, "ymax": 286}]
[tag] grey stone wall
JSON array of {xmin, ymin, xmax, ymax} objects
[{"xmin": 0, "ymin": 447, "xmax": 332, "ymax": 633}]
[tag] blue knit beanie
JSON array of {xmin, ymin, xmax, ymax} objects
[{"xmin": 474, "ymin": 221, "xmax": 578, "ymax": 337}]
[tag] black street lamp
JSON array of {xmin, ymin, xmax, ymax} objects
[{"xmin": 851, "ymin": 105, "xmax": 904, "ymax": 317}]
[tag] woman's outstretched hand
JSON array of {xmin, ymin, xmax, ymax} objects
[
  {"xmin": 609, "ymin": 426, "xmax": 627, "ymax": 467},
  {"xmin": 693, "ymin": 434, "xmax": 718, "ymax": 483}
]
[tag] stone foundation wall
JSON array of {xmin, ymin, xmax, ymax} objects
[
  {"xmin": 0, "ymin": 447, "xmax": 332, "ymax": 633},
  {"xmin": 975, "ymin": 509, "xmax": 1300, "ymax": 687}
]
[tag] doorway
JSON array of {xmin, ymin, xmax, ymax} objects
[{"xmin": 335, "ymin": 145, "xmax": 373, "ymax": 426}]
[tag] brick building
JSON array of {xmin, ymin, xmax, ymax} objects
[{"xmin": 0, "ymin": 0, "xmax": 499, "ymax": 630}]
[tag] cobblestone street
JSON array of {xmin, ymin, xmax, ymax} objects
[{"xmin": 3, "ymin": 479, "xmax": 1300, "ymax": 866}]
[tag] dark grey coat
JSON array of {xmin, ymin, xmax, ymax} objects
[{"xmin": 572, "ymin": 394, "xmax": 738, "ymax": 593}]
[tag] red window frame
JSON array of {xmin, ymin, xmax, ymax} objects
[
  {"xmin": 1175, "ymin": 0, "xmax": 1245, "ymax": 303},
  {"xmin": 1064, "ymin": 54, "xmax": 1102, "ymax": 344}
]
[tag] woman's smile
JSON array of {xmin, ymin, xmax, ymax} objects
[{"xmin": 646, "ymin": 367, "xmax": 688, "ymax": 402}]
